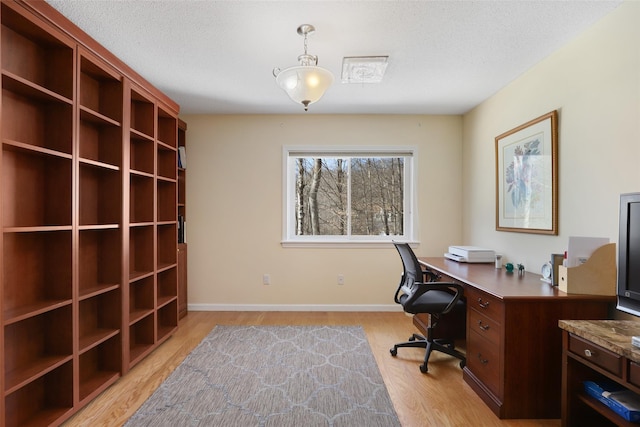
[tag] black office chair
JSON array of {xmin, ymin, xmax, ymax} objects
[{"xmin": 390, "ymin": 243, "xmax": 466, "ymax": 373}]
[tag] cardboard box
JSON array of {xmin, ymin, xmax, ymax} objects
[{"xmin": 558, "ymin": 243, "xmax": 616, "ymax": 295}]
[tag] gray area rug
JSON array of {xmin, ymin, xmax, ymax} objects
[{"xmin": 125, "ymin": 325, "xmax": 401, "ymax": 426}]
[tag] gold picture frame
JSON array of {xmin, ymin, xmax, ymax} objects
[{"xmin": 495, "ymin": 110, "xmax": 558, "ymax": 235}]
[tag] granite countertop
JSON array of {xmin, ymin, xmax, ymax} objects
[{"xmin": 559, "ymin": 319, "xmax": 640, "ymax": 363}]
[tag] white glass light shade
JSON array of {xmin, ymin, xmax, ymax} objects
[{"xmin": 275, "ymin": 65, "xmax": 334, "ymax": 110}]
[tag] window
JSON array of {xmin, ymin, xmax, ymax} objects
[{"xmin": 283, "ymin": 146, "xmax": 417, "ymax": 245}]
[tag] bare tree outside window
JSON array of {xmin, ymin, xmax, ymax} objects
[{"xmin": 294, "ymin": 156, "xmax": 404, "ymax": 236}]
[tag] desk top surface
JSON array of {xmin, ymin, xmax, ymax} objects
[{"xmin": 419, "ymin": 257, "xmax": 616, "ymax": 301}]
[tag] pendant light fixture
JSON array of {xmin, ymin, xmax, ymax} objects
[{"xmin": 273, "ymin": 24, "xmax": 334, "ymax": 111}]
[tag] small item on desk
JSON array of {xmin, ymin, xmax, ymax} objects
[
  {"xmin": 444, "ymin": 246, "xmax": 496, "ymax": 263},
  {"xmin": 540, "ymin": 262, "xmax": 552, "ymax": 284},
  {"xmin": 505, "ymin": 263, "xmax": 514, "ymax": 273},
  {"xmin": 632, "ymin": 336, "xmax": 640, "ymax": 349},
  {"xmin": 495, "ymin": 254, "xmax": 502, "ymax": 269},
  {"xmin": 517, "ymin": 263, "xmax": 525, "ymax": 276}
]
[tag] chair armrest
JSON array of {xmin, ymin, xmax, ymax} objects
[{"xmin": 412, "ymin": 281, "xmax": 465, "ymax": 314}]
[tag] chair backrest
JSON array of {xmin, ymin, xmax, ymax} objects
[{"xmin": 394, "ymin": 243, "xmax": 426, "ymax": 298}]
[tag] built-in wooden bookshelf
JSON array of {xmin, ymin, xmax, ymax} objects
[
  {"xmin": 178, "ymin": 120, "xmax": 187, "ymax": 319},
  {"xmin": 0, "ymin": 1, "xmax": 180, "ymax": 425}
]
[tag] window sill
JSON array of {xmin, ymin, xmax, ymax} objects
[{"xmin": 281, "ymin": 240, "xmax": 418, "ymax": 249}]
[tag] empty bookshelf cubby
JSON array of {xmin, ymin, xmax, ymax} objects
[
  {"xmin": 79, "ymin": 163, "xmax": 121, "ymax": 226},
  {"xmin": 79, "ymin": 290, "xmax": 121, "ymax": 352},
  {"xmin": 130, "ymin": 173, "xmax": 154, "ymax": 224},
  {"xmin": 157, "ymin": 267, "xmax": 178, "ymax": 307},
  {"xmin": 79, "ymin": 118, "xmax": 122, "ymax": 168},
  {"xmin": 128, "ymin": 310, "xmax": 155, "ymax": 366},
  {"xmin": 128, "ymin": 275, "xmax": 154, "ymax": 324},
  {"xmin": 130, "ymin": 88, "xmax": 154, "ymax": 139},
  {"xmin": 129, "ymin": 225, "xmax": 154, "ymax": 281},
  {"xmin": 157, "ymin": 179, "xmax": 177, "ymax": 223},
  {"xmin": 79, "ymin": 49, "xmax": 123, "ymax": 124},
  {"xmin": 157, "ymin": 144, "xmax": 177, "ymax": 181},
  {"xmin": 157, "ymin": 299, "xmax": 178, "ymax": 342},
  {"xmin": 1, "ymin": 3, "xmax": 74, "ymax": 101},
  {"xmin": 130, "ymin": 131, "xmax": 154, "ymax": 175},
  {"xmin": 157, "ymin": 224, "xmax": 178, "ymax": 270},
  {"xmin": 78, "ymin": 291, "xmax": 122, "ymax": 401},
  {"xmin": 4, "ymin": 305, "xmax": 73, "ymax": 395},
  {"xmin": 4, "ymin": 359, "xmax": 73, "ymax": 427},
  {"xmin": 78, "ymin": 229, "xmax": 121, "ymax": 297},
  {"xmin": 1, "ymin": 87, "xmax": 73, "ymax": 155},
  {"xmin": 78, "ymin": 335, "xmax": 121, "ymax": 402},
  {"xmin": 2, "ymin": 148, "xmax": 72, "ymax": 228},
  {"xmin": 2, "ymin": 231, "xmax": 72, "ymax": 321},
  {"xmin": 157, "ymin": 107, "xmax": 177, "ymax": 149}
]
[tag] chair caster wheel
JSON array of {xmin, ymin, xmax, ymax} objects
[
  {"xmin": 390, "ymin": 348, "xmax": 397, "ymax": 357},
  {"xmin": 419, "ymin": 364, "xmax": 428, "ymax": 373}
]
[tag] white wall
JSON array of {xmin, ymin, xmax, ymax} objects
[
  {"xmin": 462, "ymin": 0, "xmax": 639, "ymax": 273},
  {"xmin": 182, "ymin": 115, "xmax": 462, "ymax": 309},
  {"xmin": 182, "ymin": 0, "xmax": 639, "ymax": 309}
]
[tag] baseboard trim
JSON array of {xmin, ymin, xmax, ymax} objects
[{"xmin": 188, "ymin": 303, "xmax": 402, "ymax": 312}]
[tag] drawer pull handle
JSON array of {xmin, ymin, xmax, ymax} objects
[
  {"xmin": 477, "ymin": 353, "xmax": 489, "ymax": 365},
  {"xmin": 584, "ymin": 349, "xmax": 595, "ymax": 358},
  {"xmin": 477, "ymin": 298, "xmax": 490, "ymax": 309},
  {"xmin": 478, "ymin": 320, "xmax": 490, "ymax": 331}
]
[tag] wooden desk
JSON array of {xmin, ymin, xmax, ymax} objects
[{"xmin": 418, "ymin": 257, "xmax": 614, "ymax": 419}]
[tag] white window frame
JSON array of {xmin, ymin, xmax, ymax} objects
[{"xmin": 282, "ymin": 145, "xmax": 418, "ymax": 247}]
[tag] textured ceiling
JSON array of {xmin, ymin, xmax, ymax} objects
[{"xmin": 46, "ymin": 0, "xmax": 623, "ymax": 115}]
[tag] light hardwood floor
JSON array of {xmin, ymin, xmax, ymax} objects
[{"xmin": 62, "ymin": 311, "xmax": 561, "ymax": 427}]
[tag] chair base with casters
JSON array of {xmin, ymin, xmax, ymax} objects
[{"xmin": 390, "ymin": 310, "xmax": 466, "ymax": 373}]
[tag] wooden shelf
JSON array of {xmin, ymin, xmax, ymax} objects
[
  {"xmin": 1, "ymin": 71, "xmax": 72, "ymax": 105},
  {"xmin": 3, "ymin": 299, "xmax": 72, "ymax": 325},
  {"xmin": 2, "ymin": 138, "xmax": 72, "ymax": 160},
  {"xmin": 129, "ymin": 270, "xmax": 154, "ymax": 283},
  {"xmin": 4, "ymin": 354, "xmax": 72, "ymax": 395},
  {"xmin": 78, "ymin": 283, "xmax": 120, "ymax": 301},
  {"xmin": 78, "ymin": 328, "xmax": 120, "ymax": 354}
]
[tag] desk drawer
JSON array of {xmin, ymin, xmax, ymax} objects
[
  {"xmin": 468, "ymin": 329, "xmax": 501, "ymax": 397},
  {"xmin": 569, "ymin": 334, "xmax": 622, "ymax": 378},
  {"xmin": 465, "ymin": 287, "xmax": 504, "ymax": 321},
  {"xmin": 629, "ymin": 361, "xmax": 640, "ymax": 389},
  {"xmin": 469, "ymin": 309, "xmax": 501, "ymax": 346}
]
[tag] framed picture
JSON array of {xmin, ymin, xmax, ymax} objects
[{"xmin": 495, "ymin": 110, "xmax": 558, "ymax": 235}]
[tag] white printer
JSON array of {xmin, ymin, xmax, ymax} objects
[{"xmin": 444, "ymin": 246, "xmax": 495, "ymax": 263}]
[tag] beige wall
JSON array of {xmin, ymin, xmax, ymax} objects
[
  {"xmin": 462, "ymin": 0, "xmax": 639, "ymax": 275},
  {"xmin": 182, "ymin": 115, "xmax": 462, "ymax": 309},
  {"xmin": 182, "ymin": 1, "xmax": 638, "ymax": 310}
]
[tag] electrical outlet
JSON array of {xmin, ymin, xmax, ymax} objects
[
  {"xmin": 337, "ymin": 274, "xmax": 344, "ymax": 285},
  {"xmin": 263, "ymin": 274, "xmax": 270, "ymax": 285}
]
